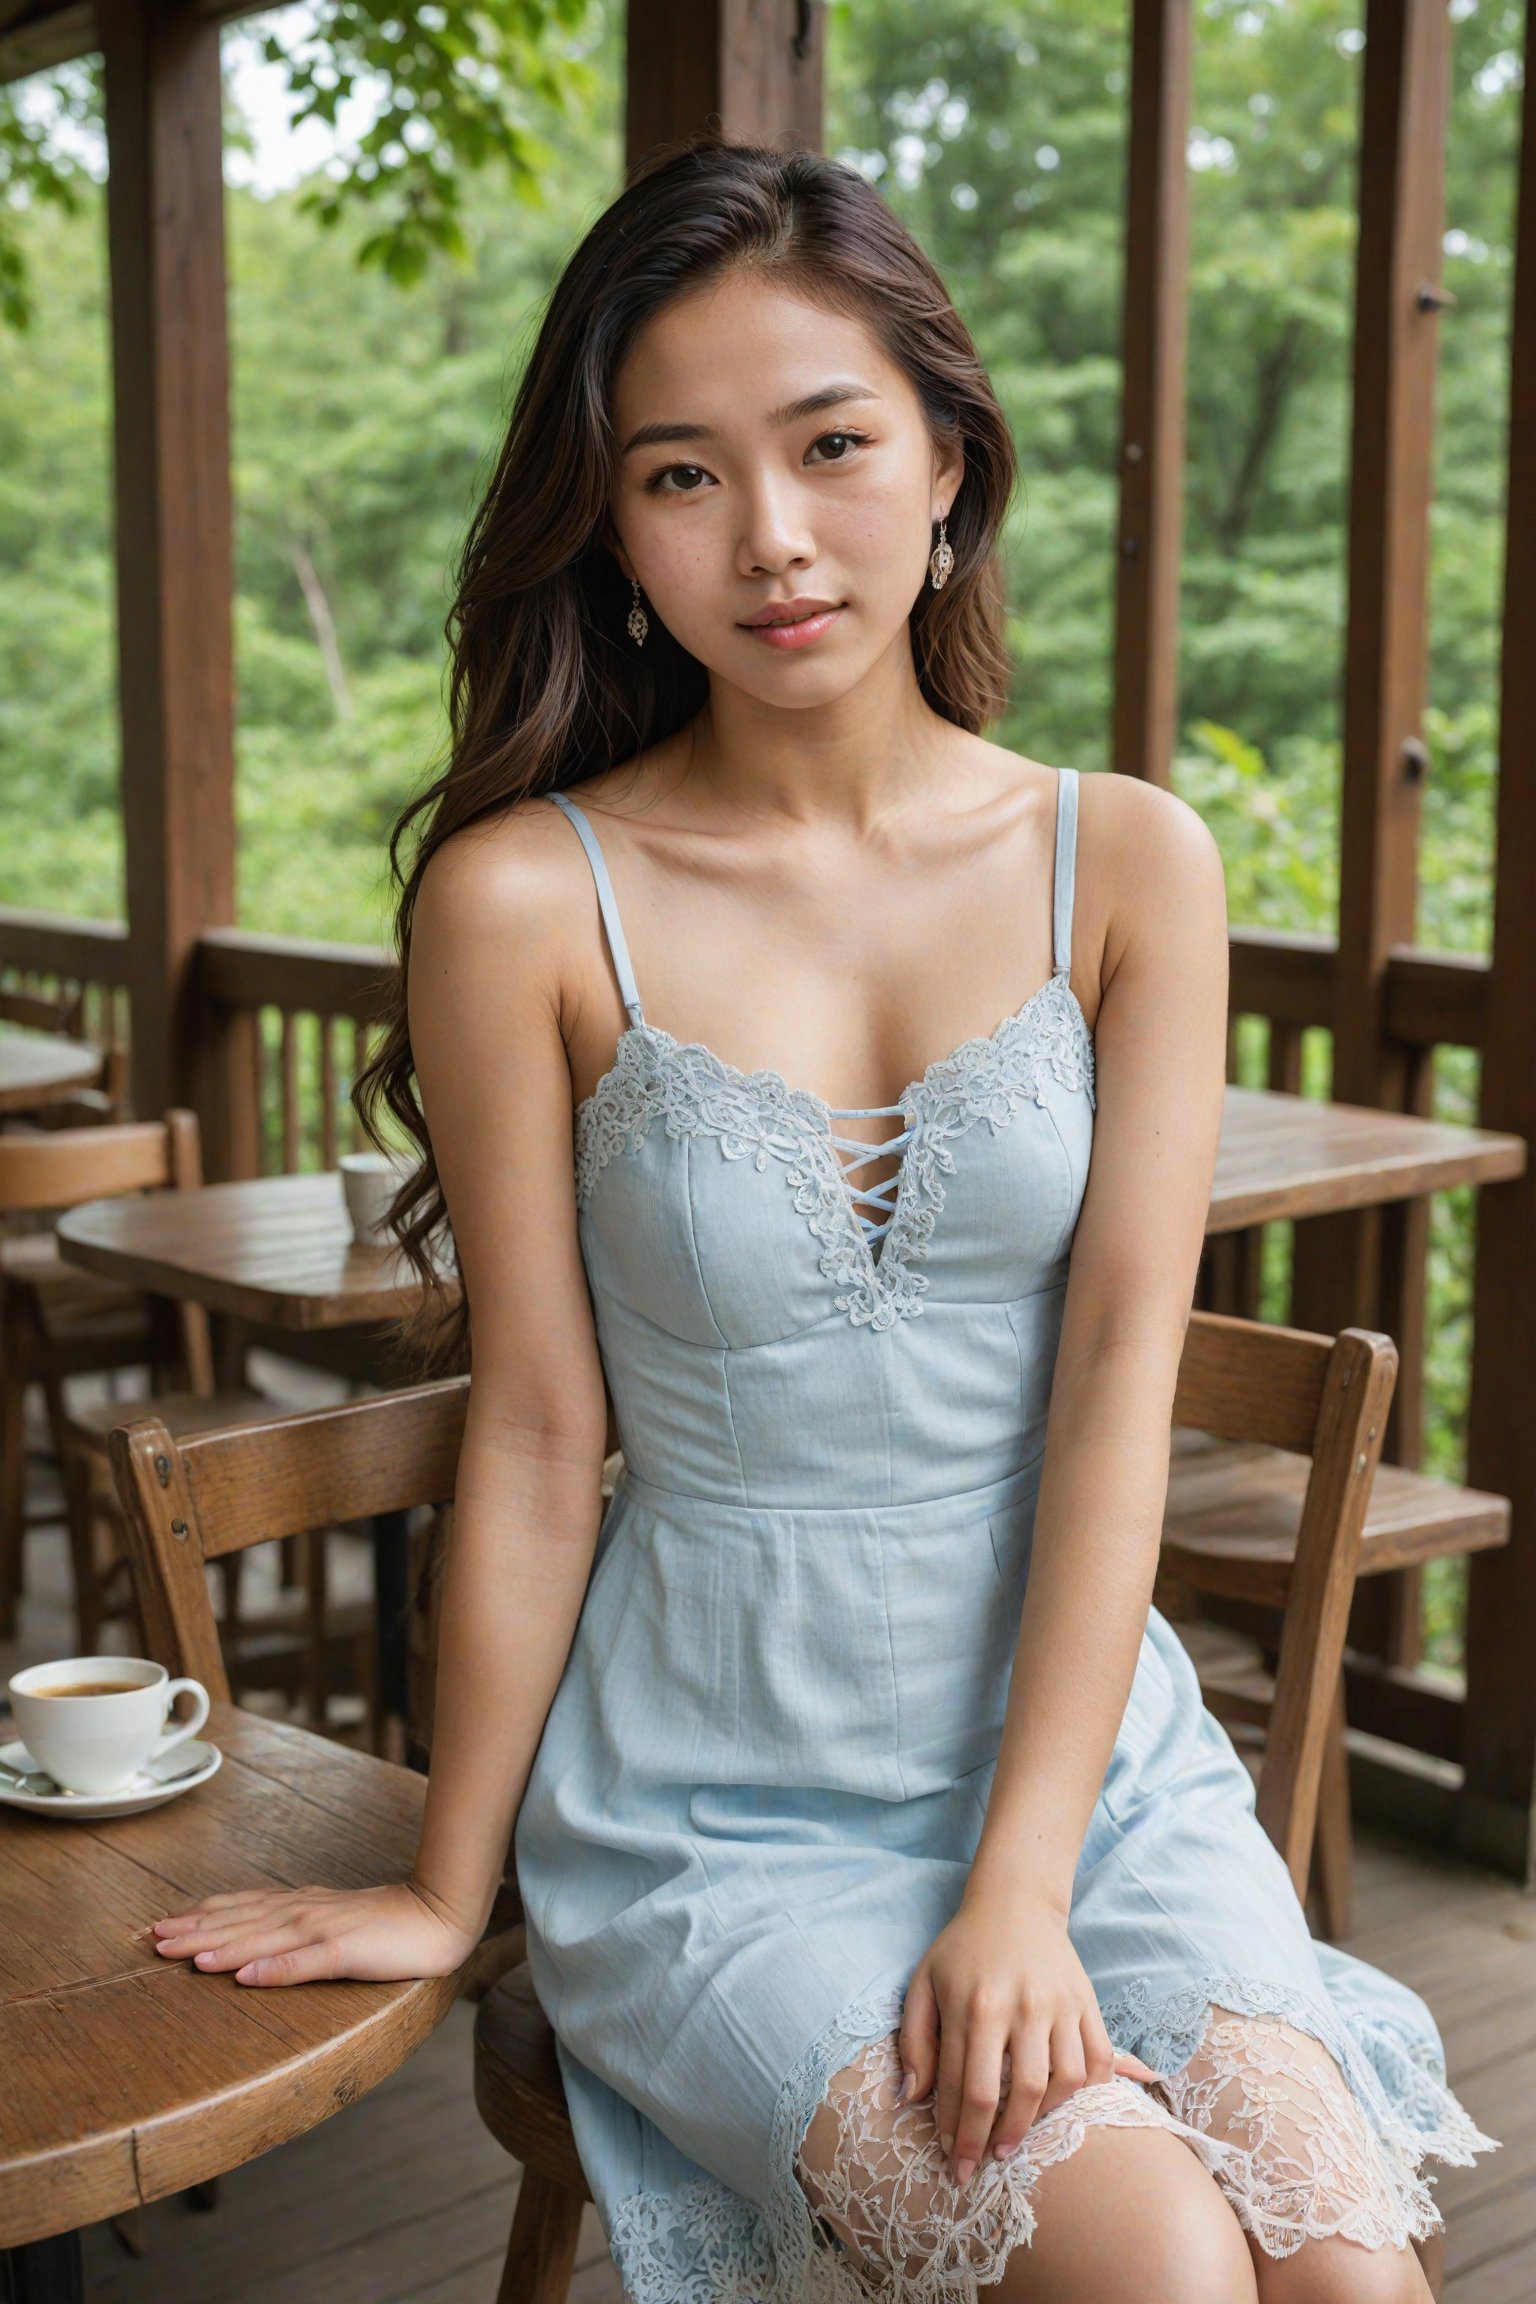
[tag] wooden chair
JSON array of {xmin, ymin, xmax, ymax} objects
[
  {"xmin": 0, "ymin": 1115, "xmax": 272, "ymax": 1658},
  {"xmin": 1159, "ymin": 1345, "xmax": 1510, "ymax": 1938},
  {"xmin": 0, "ymin": 1111, "xmax": 210, "ymax": 1638},
  {"xmin": 109, "ymin": 1377, "xmax": 519, "ymax": 1948},
  {"xmin": 463, "ymin": 1310, "xmax": 1449, "ymax": 2304}
]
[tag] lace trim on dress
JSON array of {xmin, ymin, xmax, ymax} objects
[
  {"xmin": 572, "ymin": 976, "xmax": 1095, "ymax": 1333},
  {"xmin": 605, "ymin": 1974, "xmax": 1497, "ymax": 2304}
]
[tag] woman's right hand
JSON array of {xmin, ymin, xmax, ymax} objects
[{"xmin": 150, "ymin": 1878, "xmax": 478, "ymax": 1987}]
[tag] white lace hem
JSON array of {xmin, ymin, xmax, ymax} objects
[{"xmin": 605, "ymin": 1975, "xmax": 1498, "ymax": 2304}]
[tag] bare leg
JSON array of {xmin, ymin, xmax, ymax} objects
[
  {"xmin": 1149, "ymin": 2008, "xmax": 1438, "ymax": 2304},
  {"xmin": 797, "ymin": 2031, "xmax": 1258, "ymax": 2304}
]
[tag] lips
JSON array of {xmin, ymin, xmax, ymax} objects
[
  {"xmin": 739, "ymin": 599, "xmax": 843, "ymax": 628},
  {"xmin": 737, "ymin": 598, "xmax": 847, "ymax": 653}
]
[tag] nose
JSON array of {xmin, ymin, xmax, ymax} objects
[{"xmin": 734, "ymin": 470, "xmax": 815, "ymax": 579}]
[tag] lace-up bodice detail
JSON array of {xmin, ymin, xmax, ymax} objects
[{"xmin": 551, "ymin": 773, "xmax": 1093, "ymax": 1331}]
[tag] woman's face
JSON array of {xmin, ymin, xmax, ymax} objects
[{"xmin": 605, "ymin": 271, "xmax": 964, "ymax": 709}]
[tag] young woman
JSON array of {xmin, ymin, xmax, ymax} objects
[{"xmin": 153, "ymin": 138, "xmax": 1495, "ymax": 2304}]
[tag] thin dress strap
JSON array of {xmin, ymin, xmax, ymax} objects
[
  {"xmin": 547, "ymin": 792, "xmax": 646, "ymax": 1028},
  {"xmin": 1052, "ymin": 767, "xmax": 1080, "ymax": 980}
]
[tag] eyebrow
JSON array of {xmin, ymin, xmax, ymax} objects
[{"xmin": 619, "ymin": 383, "xmax": 883, "ymax": 456}]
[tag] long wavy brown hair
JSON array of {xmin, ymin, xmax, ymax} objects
[{"xmin": 356, "ymin": 130, "xmax": 1020, "ymax": 1372}]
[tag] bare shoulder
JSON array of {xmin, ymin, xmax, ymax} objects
[
  {"xmin": 411, "ymin": 795, "xmax": 593, "ymax": 994},
  {"xmin": 1079, "ymin": 769, "xmax": 1223, "ymax": 890}
]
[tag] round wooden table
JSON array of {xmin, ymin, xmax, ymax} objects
[
  {"xmin": 0, "ymin": 1703, "xmax": 462, "ymax": 2298},
  {"xmin": 0, "ymin": 1031, "xmax": 101, "ymax": 1117}
]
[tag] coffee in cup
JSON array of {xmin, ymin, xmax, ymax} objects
[{"xmin": 8, "ymin": 1657, "xmax": 210, "ymax": 1796}]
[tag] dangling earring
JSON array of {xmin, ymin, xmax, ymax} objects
[
  {"xmin": 626, "ymin": 578, "xmax": 650, "ymax": 647},
  {"xmin": 929, "ymin": 517, "xmax": 954, "ymax": 591}
]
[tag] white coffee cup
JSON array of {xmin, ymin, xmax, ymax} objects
[
  {"xmin": 340, "ymin": 1150, "xmax": 409, "ymax": 1244},
  {"xmin": 8, "ymin": 1656, "xmax": 210, "ymax": 1796}
]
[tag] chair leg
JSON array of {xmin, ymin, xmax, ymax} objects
[
  {"xmin": 61, "ymin": 1440, "xmax": 103, "ymax": 1656},
  {"xmin": 0, "ymin": 1283, "xmax": 32, "ymax": 1637},
  {"xmin": 493, "ymin": 2169, "xmax": 585, "ymax": 2304},
  {"xmin": 1310, "ymin": 1680, "xmax": 1355, "ymax": 1942}
]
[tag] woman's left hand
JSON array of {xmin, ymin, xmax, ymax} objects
[{"xmin": 897, "ymin": 1884, "xmax": 1158, "ymax": 2185}]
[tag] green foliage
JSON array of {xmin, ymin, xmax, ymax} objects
[
  {"xmin": 262, "ymin": 0, "xmax": 598, "ymax": 287},
  {"xmin": 0, "ymin": 2, "xmax": 597, "ymax": 326}
]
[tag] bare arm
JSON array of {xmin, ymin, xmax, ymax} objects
[
  {"xmin": 152, "ymin": 814, "xmax": 610, "ymax": 1984},
  {"xmin": 898, "ymin": 778, "xmax": 1230, "ymax": 2175}
]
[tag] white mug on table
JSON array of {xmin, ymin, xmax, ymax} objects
[
  {"xmin": 8, "ymin": 1657, "xmax": 210, "ymax": 1795},
  {"xmin": 339, "ymin": 1150, "xmax": 410, "ymax": 1243}
]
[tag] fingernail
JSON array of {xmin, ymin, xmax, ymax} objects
[
  {"xmin": 898, "ymin": 2070, "xmax": 915, "ymax": 2104},
  {"xmin": 939, "ymin": 2132, "xmax": 953, "ymax": 2155},
  {"xmin": 955, "ymin": 2158, "xmax": 974, "ymax": 2186},
  {"xmin": 993, "ymin": 2141, "xmax": 1016, "ymax": 2160}
]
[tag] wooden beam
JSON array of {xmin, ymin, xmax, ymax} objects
[
  {"xmin": 1111, "ymin": 0, "xmax": 1192, "ymax": 786},
  {"xmin": 1462, "ymin": 11, "xmax": 1536, "ymax": 1886},
  {"xmin": 99, "ymin": 0, "xmax": 242, "ymax": 1148},
  {"xmin": 0, "ymin": 0, "xmax": 270, "ymax": 83},
  {"xmin": 0, "ymin": 0, "xmax": 92, "ymax": 81},
  {"xmin": 1291, "ymin": 0, "xmax": 1451, "ymax": 1500},
  {"xmin": 624, "ymin": 0, "xmax": 823, "ymax": 177},
  {"xmin": 1330, "ymin": 0, "xmax": 1450, "ymax": 1111}
]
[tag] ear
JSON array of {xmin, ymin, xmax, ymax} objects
[
  {"xmin": 932, "ymin": 439, "xmax": 965, "ymax": 523},
  {"xmin": 597, "ymin": 508, "xmax": 636, "ymax": 586}
]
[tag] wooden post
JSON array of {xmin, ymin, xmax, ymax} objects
[
  {"xmin": 1461, "ymin": 19, "xmax": 1536, "ymax": 1885},
  {"xmin": 1289, "ymin": 0, "xmax": 1450, "ymax": 1598},
  {"xmin": 1111, "ymin": 0, "xmax": 1192, "ymax": 787},
  {"xmin": 99, "ymin": 0, "xmax": 244, "ymax": 1160},
  {"xmin": 625, "ymin": 0, "xmax": 823, "ymax": 175}
]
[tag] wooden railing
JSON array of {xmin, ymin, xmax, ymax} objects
[
  {"xmin": 0, "ymin": 909, "xmax": 134, "ymax": 1108},
  {"xmin": 195, "ymin": 929, "xmax": 395, "ymax": 1178}
]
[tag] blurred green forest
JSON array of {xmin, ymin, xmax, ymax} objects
[{"xmin": 0, "ymin": 0, "xmax": 1524, "ymax": 1640}]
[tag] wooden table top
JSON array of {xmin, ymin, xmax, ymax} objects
[
  {"xmin": 57, "ymin": 1170, "xmax": 426, "ymax": 1331},
  {"xmin": 0, "ymin": 1703, "xmax": 461, "ymax": 2248},
  {"xmin": 0, "ymin": 1029, "xmax": 101, "ymax": 1116},
  {"xmin": 53, "ymin": 1091, "xmax": 1525, "ymax": 1329},
  {"xmin": 1207, "ymin": 1086, "xmax": 1525, "ymax": 1234}
]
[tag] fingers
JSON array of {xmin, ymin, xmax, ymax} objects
[
  {"xmin": 945, "ymin": 2003, "xmax": 1010, "ymax": 2187},
  {"xmin": 1031, "ymin": 2015, "xmax": 1088, "ymax": 2125},
  {"xmin": 152, "ymin": 1898, "xmax": 306, "ymax": 1959},
  {"xmin": 235, "ymin": 1940, "xmax": 345, "ymax": 1988},
  {"xmin": 897, "ymin": 1964, "xmax": 939, "ymax": 2107},
  {"xmin": 1113, "ymin": 2050, "xmax": 1160, "ymax": 2086},
  {"xmin": 981, "ymin": 2018, "xmax": 1049, "ymax": 2162}
]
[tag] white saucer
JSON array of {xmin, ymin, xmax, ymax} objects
[{"xmin": 0, "ymin": 1737, "xmax": 222, "ymax": 1819}]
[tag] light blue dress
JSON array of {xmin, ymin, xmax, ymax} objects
[{"xmin": 514, "ymin": 771, "xmax": 1496, "ymax": 2304}]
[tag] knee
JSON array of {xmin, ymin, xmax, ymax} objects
[
  {"xmin": 1251, "ymin": 2234, "xmax": 1434, "ymax": 2304},
  {"xmin": 1003, "ymin": 2126, "xmax": 1260, "ymax": 2304},
  {"xmin": 1119, "ymin": 2163, "xmax": 1259, "ymax": 2304}
]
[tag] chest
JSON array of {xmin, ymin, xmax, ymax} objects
[{"xmin": 573, "ymin": 980, "xmax": 1096, "ymax": 1342}]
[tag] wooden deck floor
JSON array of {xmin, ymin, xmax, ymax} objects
[{"xmin": 5, "ymin": 1403, "xmax": 1533, "ymax": 2301}]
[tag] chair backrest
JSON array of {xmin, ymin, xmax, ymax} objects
[
  {"xmin": 1174, "ymin": 1309, "xmax": 1398, "ymax": 1899},
  {"xmin": 0, "ymin": 1110, "xmax": 200, "ymax": 1214},
  {"xmin": 112, "ymin": 1378, "xmax": 471, "ymax": 1698},
  {"xmin": 0, "ymin": 985, "xmax": 85, "ymax": 1037},
  {"xmin": 0, "ymin": 1109, "xmax": 212, "ymax": 1393}
]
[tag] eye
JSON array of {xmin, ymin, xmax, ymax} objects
[
  {"xmin": 644, "ymin": 462, "xmax": 713, "ymax": 496},
  {"xmin": 807, "ymin": 429, "xmax": 870, "ymax": 463}
]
